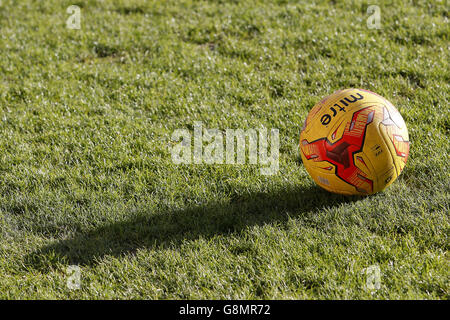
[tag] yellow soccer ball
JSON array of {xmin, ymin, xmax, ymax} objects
[{"xmin": 299, "ymin": 89, "xmax": 410, "ymax": 195}]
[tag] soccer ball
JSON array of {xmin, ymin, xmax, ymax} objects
[{"xmin": 299, "ymin": 88, "xmax": 410, "ymax": 195}]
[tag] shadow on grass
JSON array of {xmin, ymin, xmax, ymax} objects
[{"xmin": 25, "ymin": 184, "xmax": 359, "ymax": 271}]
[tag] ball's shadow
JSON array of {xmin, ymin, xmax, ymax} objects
[{"xmin": 25, "ymin": 184, "xmax": 359, "ymax": 270}]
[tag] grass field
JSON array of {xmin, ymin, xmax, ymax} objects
[{"xmin": 0, "ymin": 0, "xmax": 448, "ymax": 299}]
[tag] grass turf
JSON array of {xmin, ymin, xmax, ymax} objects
[{"xmin": 0, "ymin": 0, "xmax": 448, "ymax": 299}]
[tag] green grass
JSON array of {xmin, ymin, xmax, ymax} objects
[{"xmin": 0, "ymin": 0, "xmax": 449, "ymax": 299}]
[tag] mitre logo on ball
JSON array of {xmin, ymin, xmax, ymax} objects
[{"xmin": 299, "ymin": 88, "xmax": 410, "ymax": 196}]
